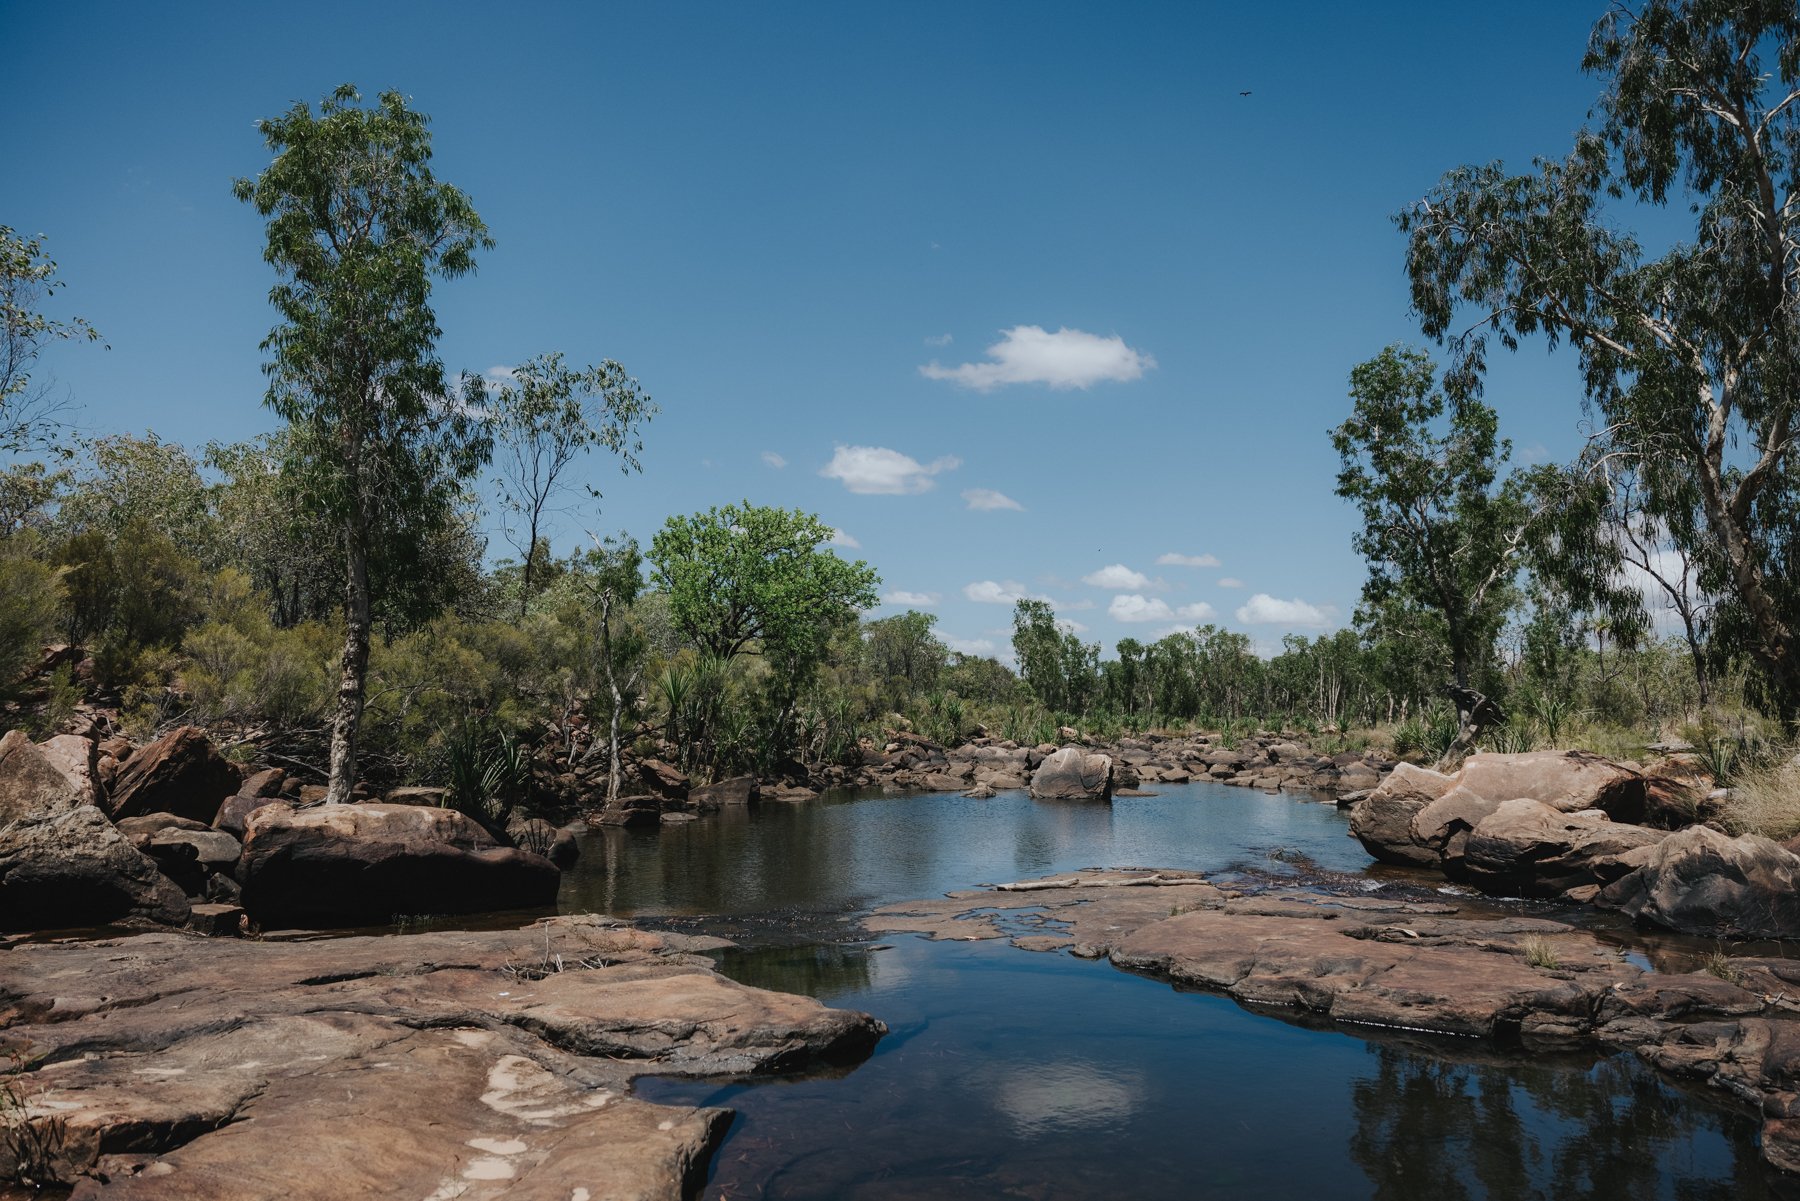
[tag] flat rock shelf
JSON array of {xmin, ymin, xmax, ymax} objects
[{"xmin": 0, "ymin": 917, "xmax": 884, "ymax": 1199}]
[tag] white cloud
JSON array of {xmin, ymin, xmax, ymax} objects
[
  {"xmin": 827, "ymin": 528, "xmax": 861, "ymax": 549},
  {"xmin": 964, "ymin": 579, "xmax": 1034, "ymax": 605},
  {"xmin": 1056, "ymin": 618, "xmax": 1090, "ymax": 635},
  {"xmin": 920, "ymin": 325, "xmax": 1156, "ymax": 392},
  {"xmin": 1109, "ymin": 595, "xmax": 1215, "ymax": 623},
  {"xmin": 1235, "ymin": 594, "xmax": 1333, "ymax": 628},
  {"xmin": 1062, "ymin": 597, "xmax": 1096, "ymax": 611},
  {"xmin": 924, "ymin": 333, "xmax": 954, "ymax": 347},
  {"xmin": 884, "ymin": 590, "xmax": 940, "ymax": 607},
  {"xmin": 1217, "ymin": 577, "xmax": 1245, "ymax": 589},
  {"xmin": 944, "ymin": 634, "xmax": 996, "ymax": 656},
  {"xmin": 820, "ymin": 445, "xmax": 961, "ymax": 495},
  {"xmin": 963, "ymin": 487, "xmax": 1024, "ymax": 512},
  {"xmin": 760, "ymin": 450, "xmax": 787, "ymax": 469},
  {"xmin": 1083, "ymin": 564, "xmax": 1152, "ymax": 590},
  {"xmin": 1156, "ymin": 552, "xmax": 1220, "ymax": 568}
]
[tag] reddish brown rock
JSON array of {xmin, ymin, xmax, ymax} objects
[
  {"xmin": 0, "ymin": 805, "xmax": 190, "ymax": 931},
  {"xmin": 0, "ymin": 729, "xmax": 82, "ymax": 824},
  {"xmin": 637, "ymin": 757, "xmax": 691, "ymax": 799},
  {"xmin": 0, "ymin": 917, "xmax": 885, "ymax": 1197},
  {"xmin": 36, "ymin": 732, "xmax": 102, "ymax": 807},
  {"xmin": 106, "ymin": 726, "xmax": 241, "ymax": 825},
  {"xmin": 238, "ymin": 803, "xmax": 559, "ymax": 926},
  {"xmin": 1461, "ymin": 798, "xmax": 1667, "ymax": 897},
  {"xmin": 1455, "ymin": 749, "xmax": 1647, "ymax": 820},
  {"xmin": 1598, "ymin": 824, "xmax": 1800, "ymax": 940}
]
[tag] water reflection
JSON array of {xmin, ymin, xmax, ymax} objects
[
  {"xmin": 558, "ymin": 783, "xmax": 1372, "ymax": 923},
  {"xmin": 986, "ymin": 1059, "xmax": 1145, "ymax": 1137},
  {"xmin": 640, "ymin": 938, "xmax": 1776, "ymax": 1200}
]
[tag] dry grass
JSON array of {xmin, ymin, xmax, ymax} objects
[
  {"xmin": 1521, "ymin": 935, "xmax": 1560, "ymax": 970},
  {"xmin": 1718, "ymin": 754, "xmax": 1800, "ymax": 842},
  {"xmin": 1702, "ymin": 948, "xmax": 1746, "ymax": 986}
]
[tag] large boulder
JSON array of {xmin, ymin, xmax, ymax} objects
[
  {"xmin": 238, "ymin": 803, "xmax": 561, "ymax": 926},
  {"xmin": 1455, "ymin": 750, "xmax": 1647, "ymax": 820},
  {"xmin": 636, "ymin": 757, "xmax": 691, "ymax": 799},
  {"xmin": 0, "ymin": 729, "xmax": 82, "ymax": 825},
  {"xmin": 689, "ymin": 775, "xmax": 759, "ymax": 810},
  {"xmin": 36, "ymin": 733, "xmax": 103, "ymax": 807},
  {"xmin": 1461, "ymin": 798, "xmax": 1667, "ymax": 898},
  {"xmin": 1409, "ymin": 785, "xmax": 1504, "ymax": 873},
  {"xmin": 1028, "ymin": 747, "xmax": 1114, "ymax": 801},
  {"xmin": 1346, "ymin": 763, "xmax": 1454, "ymax": 867},
  {"xmin": 212, "ymin": 792, "xmax": 288, "ymax": 840},
  {"xmin": 0, "ymin": 805, "xmax": 191, "ymax": 931},
  {"xmin": 1598, "ymin": 824, "xmax": 1800, "ymax": 939},
  {"xmin": 106, "ymin": 726, "xmax": 242, "ymax": 825}
]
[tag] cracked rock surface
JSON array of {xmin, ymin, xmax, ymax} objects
[
  {"xmin": 0, "ymin": 915, "xmax": 885, "ymax": 1199},
  {"xmin": 868, "ymin": 867, "xmax": 1800, "ymax": 1175}
]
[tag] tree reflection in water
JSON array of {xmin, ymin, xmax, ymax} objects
[{"xmin": 1348, "ymin": 1037, "xmax": 1770, "ymax": 1201}]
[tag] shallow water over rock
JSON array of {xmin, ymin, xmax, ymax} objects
[{"xmin": 559, "ymin": 783, "xmax": 1786, "ymax": 1199}]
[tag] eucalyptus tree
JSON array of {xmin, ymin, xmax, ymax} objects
[
  {"xmin": 579, "ymin": 534, "xmax": 646, "ymax": 805},
  {"xmin": 0, "ymin": 226, "xmax": 102, "ymax": 455},
  {"xmin": 235, "ymin": 85, "xmax": 494, "ymax": 803},
  {"xmin": 1332, "ymin": 346, "xmax": 1533, "ymax": 749},
  {"xmin": 487, "ymin": 353, "xmax": 655, "ymax": 617},
  {"xmin": 1010, "ymin": 599, "xmax": 1099, "ymax": 716},
  {"xmin": 1399, "ymin": 2, "xmax": 1800, "ymax": 720}
]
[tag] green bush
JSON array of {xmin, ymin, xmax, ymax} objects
[{"xmin": 0, "ymin": 546, "xmax": 61, "ymax": 693}]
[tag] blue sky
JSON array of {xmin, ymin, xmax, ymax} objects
[{"xmin": 4, "ymin": 2, "xmax": 1627, "ymax": 660}]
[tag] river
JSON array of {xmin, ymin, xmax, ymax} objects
[{"xmin": 558, "ymin": 782, "xmax": 1776, "ymax": 1200}]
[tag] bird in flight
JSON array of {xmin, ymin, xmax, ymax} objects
[{"xmin": 1239, "ymin": 90, "xmax": 1252, "ymax": 97}]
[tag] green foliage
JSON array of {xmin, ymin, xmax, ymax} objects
[
  {"xmin": 0, "ymin": 546, "xmax": 61, "ymax": 701},
  {"xmin": 650, "ymin": 503, "xmax": 879, "ymax": 662},
  {"xmin": 863, "ymin": 610, "xmax": 947, "ymax": 712},
  {"xmin": 237, "ymin": 83, "xmax": 495, "ymax": 799},
  {"xmin": 181, "ymin": 571, "xmax": 336, "ymax": 728},
  {"xmin": 1011, "ymin": 599, "xmax": 1099, "ymax": 716},
  {"xmin": 1333, "ymin": 346, "xmax": 1529, "ymax": 696},
  {"xmin": 487, "ymin": 352, "xmax": 655, "ymax": 616},
  {"xmin": 1, "ymin": 225, "xmax": 104, "ymax": 455},
  {"xmin": 441, "ymin": 721, "xmax": 531, "ymax": 824},
  {"xmin": 1399, "ymin": 3, "xmax": 1800, "ymax": 720}
]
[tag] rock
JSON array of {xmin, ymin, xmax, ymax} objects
[
  {"xmin": 1374, "ymin": 761, "xmax": 1458, "ymax": 805},
  {"xmin": 505, "ymin": 814, "xmax": 580, "ymax": 868},
  {"xmin": 237, "ymin": 767, "xmax": 286, "ymax": 798},
  {"xmin": 1461, "ymin": 798, "xmax": 1668, "ymax": 898},
  {"xmin": 106, "ymin": 726, "xmax": 242, "ymax": 825},
  {"xmin": 591, "ymin": 794, "xmax": 662, "ymax": 827},
  {"xmin": 1455, "ymin": 750, "xmax": 1647, "ymax": 820},
  {"xmin": 1056, "ymin": 725, "xmax": 1080, "ymax": 743},
  {"xmin": 1407, "ymin": 784, "xmax": 1504, "ymax": 872},
  {"xmin": 381, "ymin": 784, "xmax": 447, "ymax": 806},
  {"xmin": 0, "ymin": 806, "xmax": 191, "ymax": 931},
  {"xmin": 238, "ymin": 803, "xmax": 560, "ymax": 926},
  {"xmin": 767, "ymin": 784, "xmax": 820, "ymax": 802},
  {"xmin": 963, "ymin": 784, "xmax": 998, "ymax": 799},
  {"xmin": 1346, "ymin": 762, "xmax": 1459, "ymax": 868},
  {"xmin": 37, "ymin": 732, "xmax": 102, "ymax": 807},
  {"xmin": 0, "ymin": 917, "xmax": 885, "ymax": 1196},
  {"xmin": 184, "ymin": 901, "xmax": 246, "ymax": 936},
  {"xmin": 1028, "ymin": 747, "xmax": 1114, "ymax": 801},
  {"xmin": 637, "ymin": 758, "xmax": 691, "ymax": 799},
  {"xmin": 0, "ymin": 728, "xmax": 83, "ymax": 824},
  {"xmin": 212, "ymin": 793, "xmax": 288, "ymax": 840},
  {"xmin": 116, "ymin": 813, "xmax": 211, "ymax": 837},
  {"xmin": 689, "ymin": 775, "xmax": 759, "ymax": 809},
  {"xmin": 1598, "ymin": 824, "xmax": 1800, "ymax": 939}
]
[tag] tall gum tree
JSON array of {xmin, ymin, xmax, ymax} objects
[
  {"xmin": 1399, "ymin": 2, "xmax": 1800, "ymax": 721},
  {"xmin": 235, "ymin": 85, "xmax": 493, "ymax": 803}
]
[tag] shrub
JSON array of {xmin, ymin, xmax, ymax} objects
[{"xmin": 0, "ymin": 547, "xmax": 61, "ymax": 693}]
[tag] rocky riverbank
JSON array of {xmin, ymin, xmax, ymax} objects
[
  {"xmin": 0, "ymin": 916, "xmax": 884, "ymax": 1198},
  {"xmin": 587, "ymin": 728, "xmax": 1395, "ymax": 824},
  {"xmin": 867, "ymin": 867, "xmax": 1800, "ymax": 1176}
]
